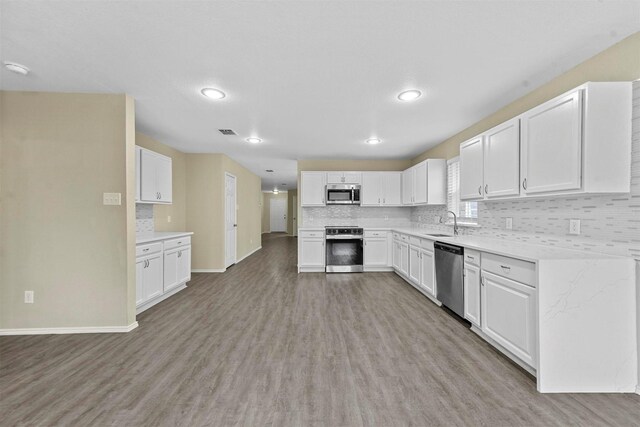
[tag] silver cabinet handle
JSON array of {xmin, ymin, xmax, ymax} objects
[
  {"xmin": 143, "ymin": 248, "xmax": 149, "ymax": 252},
  {"xmin": 466, "ymin": 255, "xmax": 474, "ymax": 260},
  {"xmin": 378, "ymin": 198, "xmax": 380, "ymax": 204},
  {"xmin": 481, "ymin": 275, "xmax": 485, "ymax": 286},
  {"xmin": 485, "ymin": 184, "xmax": 488, "ymax": 194},
  {"xmin": 522, "ymin": 178, "xmax": 527, "ymax": 190},
  {"xmin": 383, "ymin": 198, "xmax": 386, "ymax": 203},
  {"xmin": 478, "ymin": 186, "xmax": 482, "ymax": 195},
  {"xmin": 178, "ymin": 250, "xmax": 182, "ymax": 257},
  {"xmin": 177, "ymin": 241, "xmax": 182, "ymax": 245},
  {"xmin": 500, "ymin": 265, "xmax": 511, "ymax": 271}
]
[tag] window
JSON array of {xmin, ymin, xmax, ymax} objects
[{"xmin": 447, "ymin": 157, "xmax": 478, "ymax": 224}]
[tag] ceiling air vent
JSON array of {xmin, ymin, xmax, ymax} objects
[{"xmin": 218, "ymin": 129, "xmax": 236, "ymax": 136}]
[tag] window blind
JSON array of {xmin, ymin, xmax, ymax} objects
[{"xmin": 447, "ymin": 157, "xmax": 478, "ymax": 223}]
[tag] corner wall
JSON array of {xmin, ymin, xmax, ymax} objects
[{"xmin": 0, "ymin": 91, "xmax": 136, "ymax": 330}]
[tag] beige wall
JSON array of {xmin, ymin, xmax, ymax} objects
[
  {"xmin": 0, "ymin": 91, "xmax": 136, "ymax": 329},
  {"xmin": 297, "ymin": 159, "xmax": 412, "ymax": 172},
  {"xmin": 186, "ymin": 154, "xmax": 261, "ymax": 270},
  {"xmin": 412, "ymin": 31, "xmax": 640, "ymax": 163},
  {"xmin": 136, "ymin": 133, "xmax": 187, "ymax": 232},
  {"xmin": 262, "ymin": 192, "xmax": 288, "ymax": 233}
]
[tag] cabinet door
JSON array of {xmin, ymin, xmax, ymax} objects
[
  {"xmin": 381, "ymin": 172, "xmax": 402, "ymax": 205},
  {"xmin": 145, "ymin": 254, "xmax": 163, "ymax": 301},
  {"xmin": 402, "ymin": 169, "xmax": 413, "ymax": 205},
  {"xmin": 364, "ymin": 238, "xmax": 388, "ymax": 267},
  {"xmin": 135, "ymin": 147, "xmax": 141, "ymax": 202},
  {"xmin": 136, "ymin": 259, "xmax": 145, "ymax": 306},
  {"xmin": 156, "ymin": 154, "xmax": 172, "ymax": 203},
  {"xmin": 408, "ymin": 245, "xmax": 421, "ymax": 283},
  {"xmin": 326, "ymin": 172, "xmax": 344, "ymax": 184},
  {"xmin": 163, "ymin": 249, "xmax": 180, "ymax": 292},
  {"xmin": 420, "ymin": 249, "xmax": 435, "ymax": 296},
  {"xmin": 301, "ymin": 172, "xmax": 327, "ymax": 206},
  {"xmin": 400, "ymin": 242, "xmax": 409, "ymax": 277},
  {"xmin": 484, "ymin": 118, "xmax": 520, "ymax": 198},
  {"xmin": 177, "ymin": 247, "xmax": 191, "ymax": 284},
  {"xmin": 460, "ymin": 136, "xmax": 484, "ymax": 201},
  {"xmin": 464, "ymin": 264, "xmax": 481, "ymax": 327},
  {"xmin": 413, "ymin": 161, "xmax": 428, "ymax": 205},
  {"xmin": 342, "ymin": 172, "xmax": 362, "ymax": 184},
  {"xmin": 392, "ymin": 241, "xmax": 401, "ymax": 271},
  {"xmin": 140, "ymin": 149, "xmax": 159, "ymax": 202},
  {"xmin": 481, "ymin": 271, "xmax": 536, "ymax": 367},
  {"xmin": 300, "ymin": 238, "xmax": 325, "ymax": 267},
  {"xmin": 361, "ymin": 173, "xmax": 381, "ymax": 206},
  {"xmin": 521, "ymin": 89, "xmax": 582, "ymax": 195}
]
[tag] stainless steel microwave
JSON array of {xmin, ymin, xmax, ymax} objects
[{"xmin": 326, "ymin": 184, "xmax": 361, "ymax": 205}]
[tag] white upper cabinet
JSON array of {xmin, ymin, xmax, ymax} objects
[
  {"xmin": 483, "ymin": 118, "xmax": 521, "ymax": 198},
  {"xmin": 402, "ymin": 159, "xmax": 446, "ymax": 206},
  {"xmin": 521, "ymin": 89, "xmax": 582, "ymax": 195},
  {"xmin": 461, "ymin": 82, "xmax": 631, "ymax": 201},
  {"xmin": 361, "ymin": 172, "xmax": 402, "ymax": 206},
  {"xmin": 300, "ymin": 172, "xmax": 327, "ymax": 206},
  {"xmin": 460, "ymin": 136, "xmax": 484, "ymax": 201},
  {"xmin": 138, "ymin": 147, "xmax": 173, "ymax": 204},
  {"xmin": 327, "ymin": 172, "xmax": 361, "ymax": 184}
]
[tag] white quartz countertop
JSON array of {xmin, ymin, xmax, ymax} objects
[
  {"xmin": 298, "ymin": 226, "xmax": 622, "ymax": 262},
  {"xmin": 136, "ymin": 231, "xmax": 194, "ymax": 244},
  {"xmin": 390, "ymin": 227, "xmax": 621, "ymax": 262}
]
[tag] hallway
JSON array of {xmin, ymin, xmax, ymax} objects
[{"xmin": 1, "ymin": 233, "xmax": 639, "ymax": 426}]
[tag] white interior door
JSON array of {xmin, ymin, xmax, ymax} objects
[
  {"xmin": 292, "ymin": 196, "xmax": 298, "ymax": 236},
  {"xmin": 270, "ymin": 198, "xmax": 287, "ymax": 232},
  {"xmin": 225, "ymin": 173, "xmax": 237, "ymax": 268}
]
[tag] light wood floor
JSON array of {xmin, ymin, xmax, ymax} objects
[{"xmin": 2, "ymin": 233, "xmax": 639, "ymax": 426}]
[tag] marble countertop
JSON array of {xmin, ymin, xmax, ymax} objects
[
  {"xmin": 298, "ymin": 225, "xmax": 621, "ymax": 262},
  {"xmin": 136, "ymin": 231, "xmax": 194, "ymax": 244}
]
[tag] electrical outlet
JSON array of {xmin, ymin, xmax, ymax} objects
[
  {"xmin": 569, "ymin": 219, "xmax": 581, "ymax": 235},
  {"xmin": 24, "ymin": 291, "xmax": 34, "ymax": 304},
  {"xmin": 167, "ymin": 215, "xmax": 172, "ymax": 223},
  {"xmin": 505, "ymin": 217, "xmax": 513, "ymax": 230},
  {"xmin": 103, "ymin": 192, "xmax": 121, "ymax": 205},
  {"xmin": 384, "ymin": 215, "xmax": 389, "ymax": 220}
]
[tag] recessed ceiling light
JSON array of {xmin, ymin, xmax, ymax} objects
[
  {"xmin": 397, "ymin": 89, "xmax": 422, "ymax": 101},
  {"xmin": 246, "ymin": 137, "xmax": 262, "ymax": 144},
  {"xmin": 365, "ymin": 138, "xmax": 381, "ymax": 145},
  {"xmin": 201, "ymin": 88, "xmax": 226, "ymax": 100},
  {"xmin": 4, "ymin": 61, "xmax": 29, "ymax": 76},
  {"xmin": 273, "ymin": 189, "xmax": 279, "ymax": 194}
]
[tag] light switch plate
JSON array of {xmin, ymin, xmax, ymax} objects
[
  {"xmin": 24, "ymin": 291, "xmax": 34, "ymax": 304},
  {"xmin": 505, "ymin": 217, "xmax": 513, "ymax": 230},
  {"xmin": 103, "ymin": 193, "xmax": 122, "ymax": 205},
  {"xmin": 167, "ymin": 215, "xmax": 172, "ymax": 223},
  {"xmin": 569, "ymin": 219, "xmax": 581, "ymax": 235}
]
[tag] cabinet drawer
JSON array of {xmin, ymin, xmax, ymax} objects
[
  {"xmin": 392, "ymin": 232, "xmax": 400, "ymax": 240},
  {"xmin": 482, "ymin": 253, "xmax": 535, "ymax": 287},
  {"xmin": 399, "ymin": 234, "xmax": 408, "ymax": 242},
  {"xmin": 300, "ymin": 230, "xmax": 325, "ymax": 238},
  {"xmin": 364, "ymin": 230, "xmax": 388, "ymax": 238},
  {"xmin": 421, "ymin": 239, "xmax": 434, "ymax": 251},
  {"xmin": 136, "ymin": 242, "xmax": 162, "ymax": 257},
  {"xmin": 464, "ymin": 249, "xmax": 481, "ymax": 267},
  {"xmin": 409, "ymin": 236, "xmax": 421, "ymax": 246},
  {"xmin": 164, "ymin": 236, "xmax": 191, "ymax": 250}
]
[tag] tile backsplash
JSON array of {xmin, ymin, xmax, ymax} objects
[
  {"xmin": 136, "ymin": 204, "xmax": 154, "ymax": 233},
  {"xmin": 304, "ymin": 82, "xmax": 640, "ymax": 260}
]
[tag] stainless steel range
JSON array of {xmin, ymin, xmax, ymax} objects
[{"xmin": 325, "ymin": 226, "xmax": 363, "ymax": 273}]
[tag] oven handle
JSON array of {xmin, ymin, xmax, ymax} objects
[{"xmin": 325, "ymin": 236, "xmax": 363, "ymax": 240}]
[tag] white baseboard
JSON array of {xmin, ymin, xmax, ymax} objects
[
  {"xmin": 636, "ymin": 385, "xmax": 640, "ymax": 395},
  {"xmin": 0, "ymin": 322, "xmax": 138, "ymax": 336},
  {"xmin": 136, "ymin": 283, "xmax": 187, "ymax": 314},
  {"xmin": 237, "ymin": 246, "xmax": 262, "ymax": 263},
  {"xmin": 192, "ymin": 268, "xmax": 226, "ymax": 273}
]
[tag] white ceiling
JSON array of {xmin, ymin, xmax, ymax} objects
[{"xmin": 1, "ymin": 1, "xmax": 639, "ymax": 191}]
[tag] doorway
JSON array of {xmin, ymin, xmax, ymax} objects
[
  {"xmin": 292, "ymin": 195, "xmax": 297, "ymax": 237},
  {"xmin": 270, "ymin": 197, "xmax": 287, "ymax": 232},
  {"xmin": 225, "ymin": 173, "xmax": 237, "ymax": 268}
]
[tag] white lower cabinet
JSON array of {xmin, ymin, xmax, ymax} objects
[
  {"xmin": 136, "ymin": 234, "xmax": 192, "ymax": 314},
  {"xmin": 364, "ymin": 233, "xmax": 390, "ymax": 269},
  {"xmin": 481, "ymin": 271, "xmax": 536, "ymax": 367},
  {"xmin": 136, "ymin": 253, "xmax": 163, "ymax": 306},
  {"xmin": 392, "ymin": 239, "xmax": 402, "ymax": 271},
  {"xmin": 408, "ymin": 245, "xmax": 421, "ymax": 283},
  {"xmin": 419, "ymin": 249, "xmax": 435, "ymax": 296},
  {"xmin": 399, "ymin": 241, "xmax": 409, "ymax": 277},
  {"xmin": 298, "ymin": 233, "xmax": 325, "ymax": 271},
  {"xmin": 463, "ymin": 263, "xmax": 481, "ymax": 327}
]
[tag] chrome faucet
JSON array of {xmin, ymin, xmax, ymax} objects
[{"xmin": 446, "ymin": 210, "xmax": 459, "ymax": 236}]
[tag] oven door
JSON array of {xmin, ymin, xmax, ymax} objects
[
  {"xmin": 325, "ymin": 238, "xmax": 363, "ymax": 273},
  {"xmin": 326, "ymin": 188, "xmax": 354, "ymax": 204}
]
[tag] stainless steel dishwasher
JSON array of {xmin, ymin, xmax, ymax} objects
[{"xmin": 434, "ymin": 242, "xmax": 465, "ymax": 318}]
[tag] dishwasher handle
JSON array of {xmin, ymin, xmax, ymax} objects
[{"xmin": 434, "ymin": 241, "xmax": 464, "ymax": 255}]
